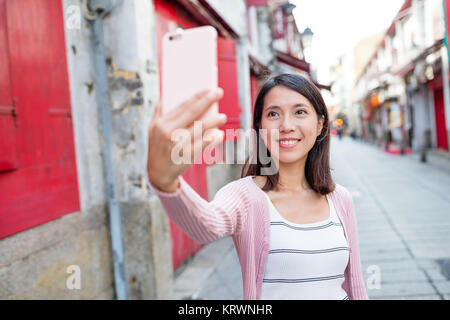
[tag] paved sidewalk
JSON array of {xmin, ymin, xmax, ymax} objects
[
  {"xmin": 173, "ymin": 236, "xmax": 241, "ymax": 299},
  {"xmin": 174, "ymin": 136, "xmax": 450, "ymax": 300}
]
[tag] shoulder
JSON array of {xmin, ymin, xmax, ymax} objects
[
  {"xmin": 332, "ymin": 183, "xmax": 351, "ymax": 200},
  {"xmin": 330, "ymin": 183, "xmax": 354, "ymax": 212},
  {"xmin": 251, "ymin": 175, "xmax": 266, "ymax": 189},
  {"xmin": 213, "ymin": 176, "xmax": 253, "ymax": 200}
]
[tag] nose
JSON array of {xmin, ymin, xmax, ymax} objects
[{"xmin": 280, "ymin": 114, "xmax": 295, "ymax": 132}]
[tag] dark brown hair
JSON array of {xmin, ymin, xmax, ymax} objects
[{"xmin": 241, "ymin": 73, "xmax": 335, "ymax": 195}]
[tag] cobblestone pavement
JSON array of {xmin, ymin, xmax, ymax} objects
[{"xmin": 174, "ymin": 136, "xmax": 450, "ymax": 300}]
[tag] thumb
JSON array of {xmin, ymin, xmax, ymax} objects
[{"xmin": 151, "ymin": 101, "xmax": 162, "ymax": 123}]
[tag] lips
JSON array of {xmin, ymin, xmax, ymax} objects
[
  {"xmin": 278, "ymin": 138, "xmax": 301, "ymax": 142},
  {"xmin": 278, "ymin": 138, "xmax": 301, "ymax": 149}
]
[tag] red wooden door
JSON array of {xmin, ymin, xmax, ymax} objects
[
  {"xmin": 250, "ymin": 74, "xmax": 260, "ymax": 120},
  {"xmin": 218, "ymin": 37, "xmax": 242, "ymax": 140},
  {"xmin": 0, "ymin": 0, "xmax": 18, "ymax": 172},
  {"xmin": 0, "ymin": 0, "xmax": 79, "ymax": 238},
  {"xmin": 433, "ymin": 88, "xmax": 449, "ymax": 151}
]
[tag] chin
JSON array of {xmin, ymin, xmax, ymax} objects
[{"xmin": 271, "ymin": 152, "xmax": 307, "ymax": 164}]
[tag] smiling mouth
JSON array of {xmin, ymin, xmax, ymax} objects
[{"xmin": 278, "ymin": 139, "xmax": 301, "ymax": 148}]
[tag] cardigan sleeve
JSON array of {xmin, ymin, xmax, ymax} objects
[
  {"xmin": 343, "ymin": 189, "xmax": 369, "ymax": 300},
  {"xmin": 148, "ymin": 176, "xmax": 250, "ymax": 244}
]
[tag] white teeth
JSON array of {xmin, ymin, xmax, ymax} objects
[{"xmin": 279, "ymin": 140, "xmax": 298, "ymax": 145}]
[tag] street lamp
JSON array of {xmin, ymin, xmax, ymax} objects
[
  {"xmin": 281, "ymin": 2, "xmax": 296, "ymax": 15},
  {"xmin": 301, "ymin": 27, "xmax": 314, "ymax": 49},
  {"xmin": 301, "ymin": 27, "xmax": 314, "ymax": 62}
]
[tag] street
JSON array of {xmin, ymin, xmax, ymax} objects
[{"xmin": 175, "ymin": 136, "xmax": 450, "ymax": 300}]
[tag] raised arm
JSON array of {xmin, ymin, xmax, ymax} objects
[
  {"xmin": 149, "ymin": 176, "xmax": 250, "ymax": 243},
  {"xmin": 147, "ymin": 87, "xmax": 250, "ymax": 243}
]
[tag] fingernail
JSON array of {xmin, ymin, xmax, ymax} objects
[{"xmin": 219, "ymin": 113, "xmax": 227, "ymax": 121}]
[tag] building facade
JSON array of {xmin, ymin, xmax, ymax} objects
[
  {"xmin": 353, "ymin": 0, "xmax": 450, "ymax": 155},
  {"xmin": 0, "ymin": 0, "xmax": 324, "ymax": 299}
]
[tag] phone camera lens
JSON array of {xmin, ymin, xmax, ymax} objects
[{"xmin": 169, "ymin": 36, "xmax": 173, "ymax": 41}]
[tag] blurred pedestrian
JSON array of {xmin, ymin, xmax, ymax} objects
[
  {"xmin": 337, "ymin": 126, "xmax": 343, "ymax": 140},
  {"xmin": 147, "ymin": 73, "xmax": 368, "ymax": 300}
]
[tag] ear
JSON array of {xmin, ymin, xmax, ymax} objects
[{"xmin": 317, "ymin": 115, "xmax": 325, "ymax": 137}]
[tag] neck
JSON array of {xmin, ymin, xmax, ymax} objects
[{"xmin": 276, "ymin": 156, "xmax": 310, "ymax": 192}]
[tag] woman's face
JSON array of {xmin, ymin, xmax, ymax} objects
[{"xmin": 259, "ymin": 86, "xmax": 324, "ymax": 164}]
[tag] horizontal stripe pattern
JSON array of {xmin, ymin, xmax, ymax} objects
[
  {"xmin": 261, "ymin": 192, "xmax": 349, "ymax": 300},
  {"xmin": 263, "ymin": 274, "xmax": 345, "ymax": 283},
  {"xmin": 270, "ymin": 220, "xmax": 343, "ymax": 230},
  {"xmin": 269, "ymin": 247, "xmax": 350, "ymax": 255}
]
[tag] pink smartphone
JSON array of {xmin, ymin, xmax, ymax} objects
[{"xmin": 161, "ymin": 26, "xmax": 219, "ymax": 117}]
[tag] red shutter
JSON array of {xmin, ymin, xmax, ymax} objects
[
  {"xmin": 0, "ymin": 0, "xmax": 18, "ymax": 172},
  {"xmin": 0, "ymin": 0, "xmax": 80, "ymax": 238},
  {"xmin": 247, "ymin": 0, "xmax": 268, "ymax": 6},
  {"xmin": 218, "ymin": 37, "xmax": 242, "ymax": 140},
  {"xmin": 250, "ymin": 74, "xmax": 260, "ymax": 118}
]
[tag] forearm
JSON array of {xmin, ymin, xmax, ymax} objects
[{"xmin": 149, "ymin": 176, "xmax": 247, "ymax": 243}]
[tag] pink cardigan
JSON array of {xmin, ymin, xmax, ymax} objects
[{"xmin": 149, "ymin": 175, "xmax": 368, "ymax": 300}]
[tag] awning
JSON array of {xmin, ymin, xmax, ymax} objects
[
  {"xmin": 313, "ymin": 81, "xmax": 331, "ymax": 91},
  {"xmin": 275, "ymin": 50, "xmax": 310, "ymax": 73},
  {"xmin": 249, "ymin": 53, "xmax": 270, "ymax": 78},
  {"xmin": 274, "ymin": 50, "xmax": 331, "ymax": 91},
  {"xmin": 394, "ymin": 39, "xmax": 444, "ymax": 77},
  {"xmin": 247, "ymin": 0, "xmax": 268, "ymax": 6},
  {"xmin": 174, "ymin": 0, "xmax": 239, "ymax": 38}
]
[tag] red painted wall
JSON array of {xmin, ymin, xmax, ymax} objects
[
  {"xmin": 0, "ymin": 0, "xmax": 18, "ymax": 173},
  {"xmin": 250, "ymin": 74, "xmax": 260, "ymax": 120},
  {"xmin": 218, "ymin": 37, "xmax": 242, "ymax": 141},
  {"xmin": 0, "ymin": 0, "xmax": 80, "ymax": 238},
  {"xmin": 433, "ymin": 88, "xmax": 449, "ymax": 150}
]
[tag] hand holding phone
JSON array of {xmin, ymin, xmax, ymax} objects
[
  {"xmin": 161, "ymin": 26, "xmax": 219, "ymax": 119},
  {"xmin": 147, "ymin": 26, "xmax": 226, "ymax": 192},
  {"xmin": 147, "ymin": 89, "xmax": 226, "ymax": 193}
]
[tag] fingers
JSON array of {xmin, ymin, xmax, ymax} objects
[
  {"xmin": 188, "ymin": 113, "xmax": 226, "ymax": 163},
  {"xmin": 187, "ymin": 112, "xmax": 227, "ymax": 146},
  {"xmin": 186, "ymin": 128, "xmax": 224, "ymax": 164},
  {"xmin": 202, "ymin": 129, "xmax": 224, "ymax": 149},
  {"xmin": 163, "ymin": 89, "xmax": 209, "ymax": 122},
  {"xmin": 149, "ymin": 101, "xmax": 162, "ymax": 129},
  {"xmin": 166, "ymin": 88, "xmax": 224, "ymax": 131},
  {"xmin": 154, "ymin": 101, "xmax": 162, "ymax": 119}
]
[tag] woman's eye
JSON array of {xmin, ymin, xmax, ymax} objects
[
  {"xmin": 296, "ymin": 109, "xmax": 307, "ymax": 115},
  {"xmin": 268, "ymin": 111, "xmax": 278, "ymax": 117}
]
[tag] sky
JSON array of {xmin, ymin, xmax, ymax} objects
[{"xmin": 292, "ymin": 0, "xmax": 405, "ymax": 83}]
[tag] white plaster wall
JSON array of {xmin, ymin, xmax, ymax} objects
[
  {"xmin": 206, "ymin": 0, "xmax": 247, "ymax": 37},
  {"xmin": 63, "ymin": 0, "xmax": 160, "ymax": 209},
  {"xmin": 63, "ymin": 0, "xmax": 105, "ymax": 211}
]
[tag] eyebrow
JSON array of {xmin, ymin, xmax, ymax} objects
[{"xmin": 264, "ymin": 104, "xmax": 310, "ymax": 111}]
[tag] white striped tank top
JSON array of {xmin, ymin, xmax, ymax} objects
[{"xmin": 260, "ymin": 191, "xmax": 350, "ymax": 300}]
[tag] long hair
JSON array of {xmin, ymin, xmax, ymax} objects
[{"xmin": 241, "ymin": 73, "xmax": 335, "ymax": 195}]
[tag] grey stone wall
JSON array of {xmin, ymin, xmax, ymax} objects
[{"xmin": 0, "ymin": 205, "xmax": 113, "ymax": 299}]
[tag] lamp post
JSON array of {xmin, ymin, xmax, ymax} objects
[
  {"xmin": 301, "ymin": 27, "xmax": 314, "ymax": 62},
  {"xmin": 301, "ymin": 27, "xmax": 314, "ymax": 48}
]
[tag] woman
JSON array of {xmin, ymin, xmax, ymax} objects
[{"xmin": 147, "ymin": 73, "xmax": 368, "ymax": 300}]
